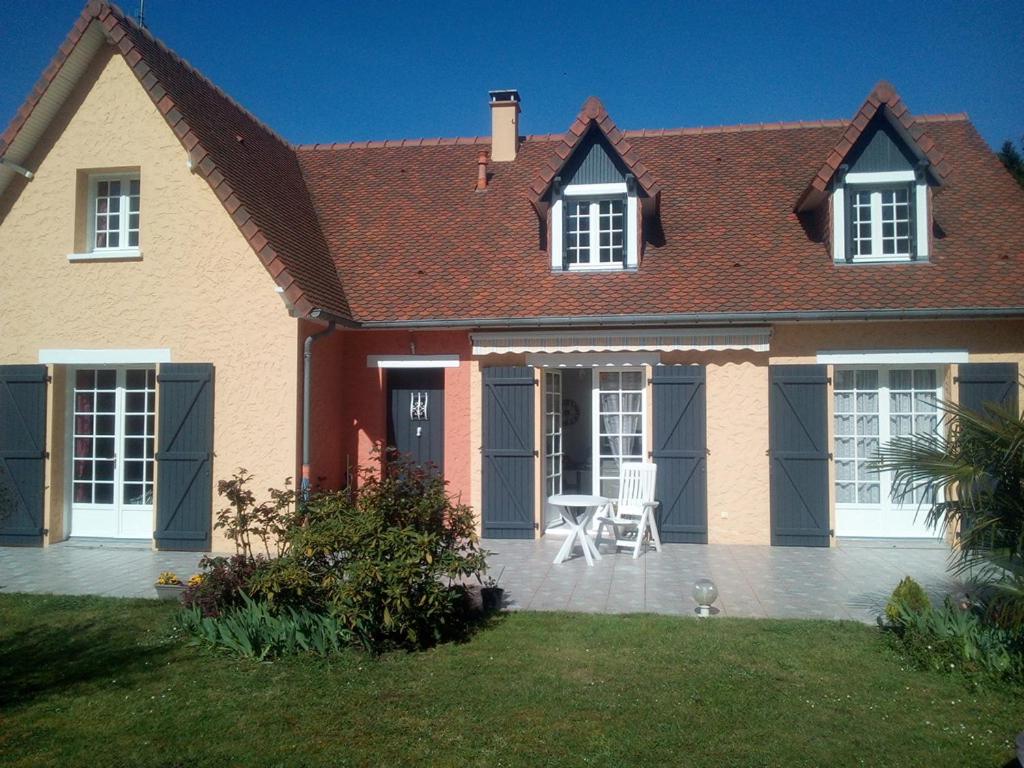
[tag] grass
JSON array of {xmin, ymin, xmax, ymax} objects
[{"xmin": 0, "ymin": 594, "xmax": 1021, "ymax": 767}]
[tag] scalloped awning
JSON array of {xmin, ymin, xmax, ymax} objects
[{"xmin": 471, "ymin": 327, "xmax": 771, "ymax": 356}]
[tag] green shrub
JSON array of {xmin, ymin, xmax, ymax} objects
[
  {"xmin": 250, "ymin": 456, "xmax": 488, "ymax": 653},
  {"xmin": 885, "ymin": 576, "xmax": 932, "ymax": 625},
  {"xmin": 888, "ymin": 596, "xmax": 1024, "ymax": 682},
  {"xmin": 178, "ymin": 593, "xmax": 351, "ymax": 660}
]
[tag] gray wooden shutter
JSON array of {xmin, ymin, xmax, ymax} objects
[
  {"xmin": 155, "ymin": 363, "xmax": 213, "ymax": 551},
  {"xmin": 651, "ymin": 365, "xmax": 708, "ymax": 543},
  {"xmin": 0, "ymin": 365, "xmax": 48, "ymax": 546},
  {"xmin": 957, "ymin": 363, "xmax": 1019, "ymax": 416},
  {"xmin": 769, "ymin": 365, "xmax": 830, "ymax": 547},
  {"xmin": 482, "ymin": 366, "xmax": 535, "ymax": 539}
]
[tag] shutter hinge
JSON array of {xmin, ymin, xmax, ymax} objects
[
  {"xmin": 827, "ymin": 377, "xmax": 832, "ymax": 385},
  {"xmin": 953, "ymin": 376, "xmax": 959, "ymax": 384},
  {"xmin": 533, "ymin": 450, "xmax": 539, "ymax": 457},
  {"xmin": 534, "ymin": 522, "xmax": 539, "ymax": 530},
  {"xmin": 44, "ymin": 451, "xmax": 50, "ymax": 460},
  {"xmin": 647, "ymin": 378, "xmax": 653, "ymax": 385},
  {"xmin": 706, "ymin": 448, "xmax": 711, "ymax": 456},
  {"xmin": 765, "ymin": 449, "xmax": 771, "ymax": 457},
  {"xmin": 46, "ymin": 375, "xmax": 52, "ymax": 384},
  {"xmin": 828, "ymin": 452, "xmax": 834, "ymax": 460}
]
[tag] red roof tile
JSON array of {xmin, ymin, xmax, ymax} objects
[{"xmin": 298, "ymin": 117, "xmax": 1024, "ymax": 323}]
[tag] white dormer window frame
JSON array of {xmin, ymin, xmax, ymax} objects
[
  {"xmin": 832, "ymin": 169, "xmax": 929, "ymax": 263},
  {"xmin": 551, "ymin": 182, "xmax": 639, "ymax": 271}
]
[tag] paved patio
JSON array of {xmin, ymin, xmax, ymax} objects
[
  {"xmin": 483, "ymin": 536, "xmax": 957, "ymax": 623},
  {"xmin": 0, "ymin": 535, "xmax": 956, "ymax": 622}
]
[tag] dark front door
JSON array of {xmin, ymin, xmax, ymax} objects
[{"xmin": 388, "ymin": 369, "xmax": 444, "ymax": 471}]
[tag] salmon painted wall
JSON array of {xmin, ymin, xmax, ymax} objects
[
  {"xmin": 331, "ymin": 330, "xmax": 474, "ymax": 508},
  {"xmin": 301, "ymin": 320, "xmax": 347, "ymax": 491}
]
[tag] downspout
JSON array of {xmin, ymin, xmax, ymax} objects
[{"xmin": 302, "ymin": 320, "xmax": 337, "ymax": 500}]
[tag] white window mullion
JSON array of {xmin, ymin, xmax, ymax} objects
[
  {"xmin": 588, "ymin": 200, "xmax": 600, "ymax": 265},
  {"xmin": 870, "ymin": 191, "xmax": 883, "ymax": 257},
  {"xmin": 878, "ymin": 369, "xmax": 892, "ymax": 506},
  {"xmin": 114, "ymin": 368, "xmax": 126, "ymax": 535}
]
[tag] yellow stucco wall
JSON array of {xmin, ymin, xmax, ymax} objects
[
  {"xmin": 0, "ymin": 47, "xmax": 298, "ymax": 550},
  {"xmin": 661, "ymin": 352, "xmax": 772, "ymax": 545}
]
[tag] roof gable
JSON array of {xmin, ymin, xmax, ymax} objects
[
  {"xmin": 0, "ymin": 1, "xmax": 351, "ymax": 321},
  {"xmin": 795, "ymin": 81, "xmax": 951, "ymax": 211},
  {"xmin": 558, "ymin": 129, "xmax": 631, "ymax": 188},
  {"xmin": 528, "ymin": 97, "xmax": 662, "ymax": 216}
]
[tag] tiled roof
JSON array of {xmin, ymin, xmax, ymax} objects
[
  {"xmin": 5, "ymin": 5, "xmax": 1024, "ymax": 326},
  {"xmin": 298, "ymin": 116, "xmax": 1024, "ymax": 323},
  {"xmin": 0, "ymin": 2, "xmax": 351, "ymax": 320}
]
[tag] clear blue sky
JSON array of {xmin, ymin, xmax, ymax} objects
[{"xmin": 2, "ymin": 1, "xmax": 1022, "ymax": 149}]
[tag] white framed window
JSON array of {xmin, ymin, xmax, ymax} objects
[
  {"xmin": 834, "ymin": 365, "xmax": 944, "ymax": 538},
  {"xmin": 551, "ymin": 182, "xmax": 638, "ymax": 271},
  {"xmin": 72, "ymin": 173, "xmax": 141, "ymax": 261},
  {"xmin": 832, "ymin": 170, "xmax": 928, "ymax": 263}
]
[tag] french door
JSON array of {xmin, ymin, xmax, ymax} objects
[
  {"xmin": 833, "ymin": 366, "xmax": 943, "ymax": 538},
  {"xmin": 70, "ymin": 367, "xmax": 156, "ymax": 539},
  {"xmin": 543, "ymin": 370, "xmax": 563, "ymax": 528},
  {"xmin": 593, "ymin": 369, "xmax": 646, "ymax": 499}
]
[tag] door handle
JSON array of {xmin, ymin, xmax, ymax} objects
[{"xmin": 416, "ymin": 426, "xmax": 422, "ymax": 438}]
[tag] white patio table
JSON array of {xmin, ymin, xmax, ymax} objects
[{"xmin": 548, "ymin": 494, "xmax": 609, "ymax": 566}]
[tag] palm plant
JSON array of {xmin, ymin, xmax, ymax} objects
[{"xmin": 872, "ymin": 399, "xmax": 1024, "ymax": 626}]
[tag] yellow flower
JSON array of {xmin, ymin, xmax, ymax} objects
[
  {"xmin": 187, "ymin": 573, "xmax": 204, "ymax": 587},
  {"xmin": 156, "ymin": 571, "xmax": 181, "ymax": 586}
]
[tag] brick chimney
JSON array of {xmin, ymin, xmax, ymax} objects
[{"xmin": 489, "ymin": 89, "xmax": 520, "ymax": 162}]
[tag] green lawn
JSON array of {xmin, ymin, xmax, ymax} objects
[{"xmin": 0, "ymin": 594, "xmax": 1020, "ymax": 767}]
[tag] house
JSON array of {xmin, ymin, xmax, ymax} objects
[{"xmin": 1, "ymin": 2, "xmax": 1022, "ymax": 552}]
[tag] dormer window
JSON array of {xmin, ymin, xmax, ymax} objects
[
  {"xmin": 565, "ymin": 194, "xmax": 625, "ymax": 267},
  {"xmin": 833, "ymin": 170, "xmax": 929, "ymax": 263},
  {"xmin": 552, "ymin": 182, "xmax": 638, "ymax": 271}
]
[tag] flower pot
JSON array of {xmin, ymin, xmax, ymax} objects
[
  {"xmin": 154, "ymin": 584, "xmax": 186, "ymax": 602},
  {"xmin": 480, "ymin": 586, "xmax": 504, "ymax": 613}
]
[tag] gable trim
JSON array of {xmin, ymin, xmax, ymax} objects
[
  {"xmin": 0, "ymin": 2, "xmax": 349, "ymax": 321},
  {"xmin": 528, "ymin": 98, "xmax": 663, "ymax": 216},
  {"xmin": 795, "ymin": 81, "xmax": 949, "ymax": 213}
]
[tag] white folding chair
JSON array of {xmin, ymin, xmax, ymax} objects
[{"xmin": 594, "ymin": 462, "xmax": 661, "ymax": 559}]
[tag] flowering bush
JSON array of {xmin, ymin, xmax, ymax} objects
[
  {"xmin": 181, "ymin": 555, "xmax": 261, "ymax": 618},
  {"xmin": 251, "ymin": 456, "xmax": 489, "ymax": 653}
]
